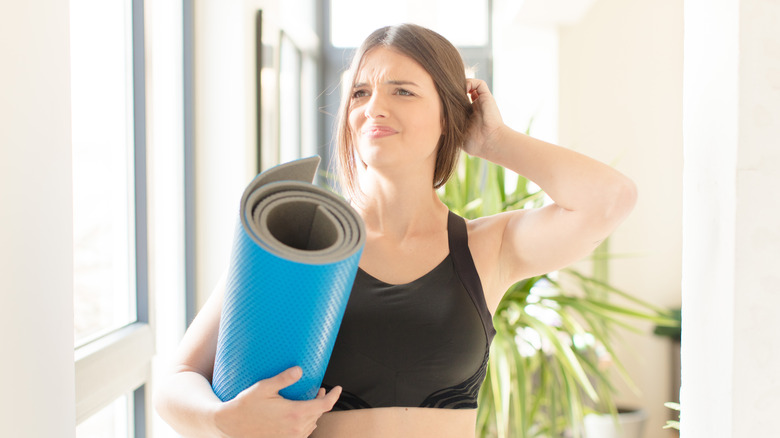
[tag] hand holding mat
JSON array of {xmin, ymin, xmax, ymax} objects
[{"xmin": 212, "ymin": 156, "xmax": 365, "ymax": 402}]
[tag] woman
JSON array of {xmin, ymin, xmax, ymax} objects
[{"xmin": 155, "ymin": 23, "xmax": 636, "ymax": 438}]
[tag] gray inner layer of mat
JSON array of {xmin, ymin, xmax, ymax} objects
[{"xmin": 240, "ymin": 156, "xmax": 365, "ymax": 264}]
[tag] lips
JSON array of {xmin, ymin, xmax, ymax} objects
[{"xmin": 361, "ymin": 125, "xmax": 398, "ymax": 139}]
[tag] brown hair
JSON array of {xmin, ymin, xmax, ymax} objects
[{"xmin": 334, "ymin": 23, "xmax": 473, "ymax": 202}]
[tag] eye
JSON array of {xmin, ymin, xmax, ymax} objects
[
  {"xmin": 396, "ymin": 88, "xmax": 414, "ymax": 96},
  {"xmin": 352, "ymin": 89, "xmax": 369, "ymax": 99}
]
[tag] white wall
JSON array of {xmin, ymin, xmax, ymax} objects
[
  {"xmin": 194, "ymin": 0, "xmax": 261, "ymax": 308},
  {"xmin": 557, "ymin": 0, "xmax": 684, "ymax": 436},
  {"xmin": 193, "ymin": 0, "xmax": 281, "ymax": 307},
  {"xmin": 493, "ymin": 21, "xmax": 559, "ymax": 144},
  {"xmin": 682, "ymin": 0, "xmax": 780, "ymax": 436},
  {"xmin": 193, "ymin": 0, "xmax": 317, "ymax": 307},
  {"xmin": 0, "ymin": 3, "xmax": 76, "ymax": 437}
]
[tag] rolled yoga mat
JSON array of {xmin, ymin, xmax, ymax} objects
[{"xmin": 212, "ymin": 156, "xmax": 365, "ymax": 402}]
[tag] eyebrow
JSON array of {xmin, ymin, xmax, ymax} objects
[{"xmin": 353, "ymin": 80, "xmax": 420, "ymax": 88}]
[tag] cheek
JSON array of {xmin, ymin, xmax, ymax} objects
[
  {"xmin": 348, "ymin": 106, "xmax": 365, "ymax": 132},
  {"xmin": 410, "ymin": 104, "xmax": 443, "ymax": 140},
  {"xmin": 347, "ymin": 110, "xmax": 365, "ymax": 158}
]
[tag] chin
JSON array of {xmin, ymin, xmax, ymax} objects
[
  {"xmin": 356, "ymin": 142, "xmax": 438, "ymax": 174},
  {"xmin": 356, "ymin": 145, "xmax": 399, "ymax": 166}
]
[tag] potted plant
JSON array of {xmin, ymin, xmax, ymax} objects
[{"xmin": 438, "ymin": 150, "xmax": 678, "ymax": 438}]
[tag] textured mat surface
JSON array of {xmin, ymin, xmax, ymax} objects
[{"xmin": 212, "ymin": 156, "xmax": 365, "ymax": 401}]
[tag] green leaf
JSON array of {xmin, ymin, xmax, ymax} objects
[
  {"xmin": 664, "ymin": 421, "xmax": 681, "ymax": 430},
  {"xmin": 525, "ymin": 316, "xmax": 599, "ymax": 402}
]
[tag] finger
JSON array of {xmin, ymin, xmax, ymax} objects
[
  {"xmin": 302, "ymin": 385, "xmax": 341, "ymax": 414},
  {"xmin": 466, "ymin": 78, "xmax": 484, "ymax": 90},
  {"xmin": 320, "ymin": 385, "xmax": 342, "ymax": 411},
  {"xmin": 258, "ymin": 366, "xmax": 303, "ymax": 394},
  {"xmin": 315, "ymin": 388, "xmax": 326, "ymax": 399},
  {"xmin": 470, "ymin": 78, "xmax": 493, "ymax": 97},
  {"xmin": 466, "ymin": 83, "xmax": 484, "ymax": 105}
]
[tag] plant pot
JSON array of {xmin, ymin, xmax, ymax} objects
[{"xmin": 583, "ymin": 408, "xmax": 647, "ymax": 438}]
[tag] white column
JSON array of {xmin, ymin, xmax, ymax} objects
[
  {"xmin": 147, "ymin": 0, "xmax": 188, "ymax": 436},
  {"xmin": 731, "ymin": 0, "xmax": 780, "ymax": 433},
  {"xmin": 682, "ymin": 0, "xmax": 780, "ymax": 436},
  {"xmin": 0, "ymin": 3, "xmax": 76, "ymax": 438}
]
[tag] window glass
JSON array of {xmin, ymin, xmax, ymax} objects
[
  {"xmin": 330, "ymin": 0, "xmax": 488, "ymax": 48},
  {"xmin": 76, "ymin": 395, "xmax": 132, "ymax": 438},
  {"xmin": 279, "ymin": 34, "xmax": 302, "ymax": 163},
  {"xmin": 300, "ymin": 55, "xmax": 318, "ymax": 158},
  {"xmin": 71, "ymin": 0, "xmax": 137, "ymax": 346}
]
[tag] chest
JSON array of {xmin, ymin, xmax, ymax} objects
[
  {"xmin": 346, "ymin": 260, "xmax": 486, "ymax": 357},
  {"xmin": 358, "ymin": 230, "xmax": 449, "ymax": 285},
  {"xmin": 326, "ymin": 258, "xmax": 487, "ymax": 397}
]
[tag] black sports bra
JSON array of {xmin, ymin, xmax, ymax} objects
[{"xmin": 321, "ymin": 211, "xmax": 496, "ymax": 410}]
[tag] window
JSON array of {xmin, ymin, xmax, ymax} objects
[
  {"xmin": 76, "ymin": 394, "xmax": 132, "ymax": 438},
  {"xmin": 279, "ymin": 33, "xmax": 303, "ymax": 163},
  {"xmin": 278, "ymin": 30, "xmax": 320, "ymax": 163},
  {"xmin": 329, "ymin": 0, "xmax": 489, "ymax": 48},
  {"xmin": 71, "ymin": 0, "xmax": 137, "ymax": 348},
  {"xmin": 71, "ymin": 0, "xmax": 152, "ymax": 435}
]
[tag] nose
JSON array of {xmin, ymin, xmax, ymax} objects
[{"xmin": 363, "ymin": 92, "xmax": 387, "ymax": 119}]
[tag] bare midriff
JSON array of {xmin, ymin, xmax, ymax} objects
[{"xmin": 311, "ymin": 407, "xmax": 477, "ymax": 438}]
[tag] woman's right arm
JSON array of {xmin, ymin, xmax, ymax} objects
[{"xmin": 153, "ymin": 275, "xmax": 342, "ymax": 438}]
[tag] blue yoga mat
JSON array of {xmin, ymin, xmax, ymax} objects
[{"xmin": 212, "ymin": 156, "xmax": 365, "ymax": 402}]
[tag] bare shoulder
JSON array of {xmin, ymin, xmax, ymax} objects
[
  {"xmin": 464, "ymin": 211, "xmax": 516, "ymax": 246},
  {"xmin": 464, "ymin": 211, "xmax": 528, "ymax": 313}
]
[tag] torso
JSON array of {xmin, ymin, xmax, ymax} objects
[{"xmin": 316, "ymin": 210, "xmax": 494, "ymax": 436}]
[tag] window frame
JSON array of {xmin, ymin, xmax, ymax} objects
[
  {"xmin": 277, "ymin": 27, "xmax": 320, "ymax": 164},
  {"xmin": 73, "ymin": 0, "xmax": 152, "ymax": 436}
]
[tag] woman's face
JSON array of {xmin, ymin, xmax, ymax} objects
[{"xmin": 348, "ymin": 47, "xmax": 443, "ymax": 175}]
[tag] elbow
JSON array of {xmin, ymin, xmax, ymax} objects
[
  {"xmin": 151, "ymin": 365, "xmax": 185, "ymax": 425},
  {"xmin": 604, "ymin": 175, "xmax": 638, "ymax": 224},
  {"xmin": 152, "ymin": 377, "xmax": 172, "ymax": 423},
  {"xmin": 621, "ymin": 176, "xmax": 638, "ymax": 214}
]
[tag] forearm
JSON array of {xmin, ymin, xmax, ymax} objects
[
  {"xmin": 477, "ymin": 126, "xmax": 636, "ymax": 216},
  {"xmin": 154, "ymin": 370, "xmax": 224, "ymax": 438}
]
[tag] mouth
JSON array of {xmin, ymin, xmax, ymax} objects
[{"xmin": 361, "ymin": 126, "xmax": 398, "ymax": 139}]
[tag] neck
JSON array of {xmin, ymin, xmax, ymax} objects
[{"xmin": 354, "ymin": 167, "xmax": 448, "ymax": 240}]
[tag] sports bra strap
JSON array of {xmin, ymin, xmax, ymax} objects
[{"xmin": 447, "ymin": 211, "xmax": 497, "ymax": 344}]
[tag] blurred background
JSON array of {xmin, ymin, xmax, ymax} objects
[
  {"xmin": 186, "ymin": 1, "xmax": 683, "ymax": 435},
  {"xmin": 2, "ymin": 0, "xmax": 778, "ymax": 437}
]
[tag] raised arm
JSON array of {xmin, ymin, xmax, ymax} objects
[
  {"xmin": 153, "ymin": 275, "xmax": 341, "ymax": 438},
  {"xmin": 463, "ymin": 79, "xmax": 637, "ymax": 306}
]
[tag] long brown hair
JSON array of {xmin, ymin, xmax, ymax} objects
[{"xmin": 334, "ymin": 23, "xmax": 473, "ymax": 202}]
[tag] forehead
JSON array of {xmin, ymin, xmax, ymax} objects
[{"xmin": 354, "ymin": 47, "xmax": 434, "ymax": 87}]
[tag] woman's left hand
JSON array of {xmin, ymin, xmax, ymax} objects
[{"xmin": 463, "ymin": 78, "xmax": 506, "ymax": 159}]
